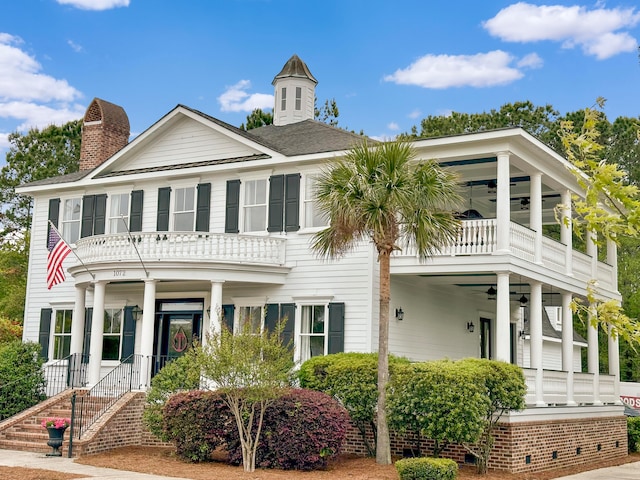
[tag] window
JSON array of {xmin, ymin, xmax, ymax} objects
[
  {"xmin": 295, "ymin": 87, "xmax": 302, "ymax": 110},
  {"xmin": 304, "ymin": 176, "xmax": 328, "ymax": 228},
  {"xmin": 102, "ymin": 308, "xmax": 123, "ymax": 360},
  {"xmin": 174, "ymin": 187, "xmax": 195, "ymax": 231},
  {"xmin": 109, "ymin": 193, "xmax": 130, "ymax": 233},
  {"xmin": 280, "ymin": 87, "xmax": 286, "ymax": 111},
  {"xmin": 62, "ymin": 198, "xmax": 81, "ymax": 243},
  {"xmin": 238, "ymin": 306, "xmax": 263, "ymax": 334},
  {"xmin": 53, "ymin": 310, "xmax": 72, "ymax": 360},
  {"xmin": 299, "ymin": 305, "xmax": 327, "ymax": 362},
  {"xmin": 244, "ymin": 179, "xmax": 267, "ymax": 232}
]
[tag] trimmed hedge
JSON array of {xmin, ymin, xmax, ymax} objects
[
  {"xmin": 628, "ymin": 417, "xmax": 640, "ymax": 453},
  {"xmin": 395, "ymin": 457, "xmax": 458, "ymax": 480}
]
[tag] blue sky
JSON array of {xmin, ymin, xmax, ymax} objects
[{"xmin": 1, "ymin": 0, "xmax": 639, "ymax": 158}]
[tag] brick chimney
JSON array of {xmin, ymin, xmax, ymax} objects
[{"xmin": 79, "ymin": 98, "xmax": 130, "ymax": 171}]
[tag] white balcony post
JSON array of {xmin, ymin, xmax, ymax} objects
[
  {"xmin": 530, "ymin": 281, "xmax": 545, "ymax": 406},
  {"xmin": 561, "ymin": 190, "xmax": 573, "ymax": 275},
  {"xmin": 70, "ymin": 285, "xmax": 87, "ymax": 356},
  {"xmin": 495, "ymin": 152, "xmax": 511, "ymax": 253},
  {"xmin": 139, "ymin": 279, "xmax": 157, "ymax": 389},
  {"xmin": 587, "ymin": 306, "xmax": 601, "ymax": 405},
  {"xmin": 607, "ymin": 237, "xmax": 618, "ymax": 281},
  {"xmin": 495, "ymin": 272, "xmax": 511, "ymax": 362},
  {"xmin": 609, "ymin": 324, "xmax": 621, "ymax": 401},
  {"xmin": 88, "ymin": 281, "xmax": 107, "ymax": 386},
  {"xmin": 562, "ymin": 292, "xmax": 576, "ymax": 405},
  {"xmin": 530, "ymin": 171, "xmax": 543, "ymax": 264}
]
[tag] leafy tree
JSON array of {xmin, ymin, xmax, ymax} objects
[
  {"xmin": 0, "ymin": 316, "xmax": 22, "ymax": 344},
  {"xmin": 314, "ymin": 98, "xmax": 339, "ymax": 126},
  {"xmin": 0, "ymin": 120, "xmax": 81, "ymax": 236},
  {"xmin": 239, "ymin": 108, "xmax": 273, "ymax": 131},
  {"xmin": 311, "ymin": 141, "xmax": 461, "ymax": 464},
  {"xmin": 0, "ymin": 341, "xmax": 46, "ymax": 420},
  {"xmin": 198, "ymin": 322, "xmax": 294, "ymax": 472},
  {"xmin": 0, "ymin": 232, "xmax": 29, "ymax": 323}
]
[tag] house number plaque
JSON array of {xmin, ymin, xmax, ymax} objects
[{"xmin": 113, "ymin": 270, "xmax": 125, "ymax": 277}]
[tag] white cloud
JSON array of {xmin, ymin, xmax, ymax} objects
[
  {"xmin": 483, "ymin": 2, "xmax": 640, "ymax": 59},
  {"xmin": 67, "ymin": 40, "xmax": 83, "ymax": 53},
  {"xmin": 384, "ymin": 51, "xmax": 523, "ymax": 89},
  {"xmin": 387, "ymin": 122, "xmax": 400, "ymax": 131},
  {"xmin": 408, "ymin": 109, "xmax": 421, "ymax": 119},
  {"xmin": 56, "ymin": 0, "xmax": 129, "ymax": 10},
  {"xmin": 0, "ymin": 101, "xmax": 86, "ymax": 131},
  {"xmin": 217, "ymin": 80, "xmax": 273, "ymax": 112},
  {"xmin": 517, "ymin": 52, "xmax": 543, "ymax": 69}
]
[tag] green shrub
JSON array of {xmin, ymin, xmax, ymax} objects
[
  {"xmin": 628, "ymin": 417, "xmax": 640, "ymax": 452},
  {"xmin": 163, "ymin": 390, "xmax": 233, "ymax": 462},
  {"xmin": 395, "ymin": 457, "xmax": 458, "ymax": 480},
  {"xmin": 0, "ymin": 341, "xmax": 45, "ymax": 420},
  {"xmin": 142, "ymin": 349, "xmax": 201, "ymax": 440}
]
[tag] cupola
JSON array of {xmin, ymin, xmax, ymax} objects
[{"xmin": 272, "ymin": 55, "xmax": 317, "ymax": 126}]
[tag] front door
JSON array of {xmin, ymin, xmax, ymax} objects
[{"xmin": 153, "ymin": 299, "xmax": 203, "ymax": 375}]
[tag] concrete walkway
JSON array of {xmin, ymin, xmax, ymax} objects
[
  {"xmin": 0, "ymin": 447, "xmax": 639, "ymax": 479},
  {"xmin": 0, "ymin": 449, "xmax": 190, "ymax": 480}
]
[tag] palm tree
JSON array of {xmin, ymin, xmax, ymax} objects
[{"xmin": 311, "ymin": 140, "xmax": 462, "ymax": 464}]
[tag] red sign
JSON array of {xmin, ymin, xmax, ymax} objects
[{"xmin": 621, "ymin": 396, "xmax": 640, "ymax": 408}]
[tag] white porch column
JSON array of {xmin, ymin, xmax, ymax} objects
[
  {"xmin": 88, "ymin": 281, "xmax": 107, "ymax": 386},
  {"xmin": 529, "ymin": 171, "xmax": 543, "ymax": 264},
  {"xmin": 207, "ymin": 281, "xmax": 224, "ymax": 337},
  {"xmin": 530, "ymin": 281, "xmax": 545, "ymax": 406},
  {"xmin": 561, "ymin": 190, "xmax": 573, "ymax": 275},
  {"xmin": 561, "ymin": 292, "xmax": 576, "ymax": 405},
  {"xmin": 587, "ymin": 306, "xmax": 601, "ymax": 405},
  {"xmin": 139, "ymin": 279, "xmax": 157, "ymax": 389},
  {"xmin": 495, "ymin": 272, "xmax": 511, "ymax": 362},
  {"xmin": 586, "ymin": 230, "xmax": 598, "ymax": 277},
  {"xmin": 496, "ymin": 152, "xmax": 511, "ymax": 253},
  {"xmin": 607, "ymin": 237, "xmax": 618, "ymax": 281},
  {"xmin": 609, "ymin": 325, "xmax": 621, "ymax": 401},
  {"xmin": 70, "ymin": 285, "xmax": 86, "ymax": 356}
]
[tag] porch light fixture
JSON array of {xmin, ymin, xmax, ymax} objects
[
  {"xmin": 519, "ymin": 294, "xmax": 529, "ymax": 306},
  {"xmin": 520, "ymin": 198, "xmax": 530, "ymax": 210},
  {"xmin": 467, "ymin": 321, "xmax": 475, "ymax": 333},
  {"xmin": 487, "ymin": 180, "xmax": 497, "ymax": 194},
  {"xmin": 206, "ymin": 307, "xmax": 211, "ymax": 319},
  {"xmin": 395, "ymin": 308, "xmax": 404, "ymax": 321},
  {"xmin": 132, "ymin": 305, "xmax": 143, "ymax": 321},
  {"xmin": 486, "ymin": 286, "xmax": 497, "ymax": 300}
]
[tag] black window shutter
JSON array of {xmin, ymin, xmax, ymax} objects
[
  {"xmin": 222, "ymin": 304, "xmax": 235, "ymax": 332},
  {"xmin": 93, "ymin": 194, "xmax": 107, "ymax": 235},
  {"xmin": 284, "ymin": 173, "xmax": 300, "ymax": 232},
  {"xmin": 80, "ymin": 195, "xmax": 95, "ymax": 238},
  {"xmin": 121, "ymin": 306, "xmax": 136, "ymax": 362},
  {"xmin": 265, "ymin": 304, "xmax": 279, "ymax": 333},
  {"xmin": 267, "ymin": 175, "xmax": 284, "ymax": 232},
  {"xmin": 328, "ymin": 302, "xmax": 345, "ymax": 354},
  {"xmin": 157, "ymin": 187, "xmax": 171, "ymax": 231},
  {"xmin": 195, "ymin": 183, "xmax": 211, "ymax": 232},
  {"xmin": 225, "ymin": 180, "xmax": 240, "ymax": 233},
  {"xmin": 129, "ymin": 190, "xmax": 144, "ymax": 232},
  {"xmin": 38, "ymin": 308, "xmax": 52, "ymax": 360},
  {"xmin": 280, "ymin": 303, "xmax": 296, "ymax": 350},
  {"xmin": 82, "ymin": 307, "xmax": 93, "ymax": 363},
  {"xmin": 47, "ymin": 198, "xmax": 60, "ymax": 247}
]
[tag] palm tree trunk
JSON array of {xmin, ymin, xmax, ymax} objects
[{"xmin": 376, "ymin": 251, "xmax": 391, "ymax": 465}]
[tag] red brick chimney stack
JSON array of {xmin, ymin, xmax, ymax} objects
[{"xmin": 79, "ymin": 98, "xmax": 130, "ymax": 171}]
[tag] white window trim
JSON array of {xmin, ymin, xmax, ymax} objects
[
  {"xmin": 60, "ymin": 196, "xmax": 82, "ymax": 245},
  {"xmin": 108, "ymin": 191, "xmax": 131, "ymax": 234},
  {"xmin": 172, "ymin": 186, "xmax": 197, "ymax": 232},
  {"xmin": 293, "ymin": 297, "xmax": 333, "ymax": 364},
  {"xmin": 240, "ymin": 178, "xmax": 268, "ymax": 234},
  {"xmin": 102, "ymin": 306, "xmax": 124, "ymax": 362},
  {"xmin": 300, "ymin": 173, "xmax": 328, "ymax": 233},
  {"xmin": 231, "ymin": 296, "xmax": 267, "ymax": 334},
  {"xmin": 51, "ymin": 307, "xmax": 74, "ymax": 361}
]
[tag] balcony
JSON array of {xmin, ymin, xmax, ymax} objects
[
  {"xmin": 74, "ymin": 232, "xmax": 287, "ymax": 267},
  {"xmin": 393, "ymin": 219, "xmax": 615, "ymax": 290},
  {"xmin": 522, "ymin": 368, "xmax": 617, "ymax": 406}
]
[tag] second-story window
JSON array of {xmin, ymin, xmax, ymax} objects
[
  {"xmin": 109, "ymin": 193, "xmax": 129, "ymax": 233},
  {"xmin": 244, "ymin": 179, "xmax": 267, "ymax": 232},
  {"xmin": 174, "ymin": 187, "xmax": 195, "ymax": 231},
  {"xmin": 304, "ymin": 175, "xmax": 328, "ymax": 228},
  {"xmin": 281, "ymin": 87, "xmax": 286, "ymax": 111},
  {"xmin": 295, "ymin": 87, "xmax": 302, "ymax": 110},
  {"xmin": 62, "ymin": 198, "xmax": 81, "ymax": 243}
]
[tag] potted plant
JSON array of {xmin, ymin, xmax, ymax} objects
[{"xmin": 41, "ymin": 417, "xmax": 70, "ymax": 456}]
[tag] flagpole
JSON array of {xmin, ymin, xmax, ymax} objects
[
  {"xmin": 49, "ymin": 221, "xmax": 95, "ymax": 280},
  {"xmin": 120, "ymin": 216, "xmax": 150, "ymax": 278}
]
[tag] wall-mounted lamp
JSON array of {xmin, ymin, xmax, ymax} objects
[
  {"xmin": 206, "ymin": 307, "xmax": 211, "ymax": 319},
  {"xmin": 519, "ymin": 330, "xmax": 527, "ymax": 339},
  {"xmin": 131, "ymin": 305, "xmax": 143, "ymax": 322},
  {"xmin": 395, "ymin": 308, "xmax": 404, "ymax": 321},
  {"xmin": 486, "ymin": 286, "xmax": 497, "ymax": 300},
  {"xmin": 467, "ymin": 321, "xmax": 475, "ymax": 333}
]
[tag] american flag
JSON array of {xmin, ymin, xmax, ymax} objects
[{"xmin": 47, "ymin": 223, "xmax": 72, "ymax": 289}]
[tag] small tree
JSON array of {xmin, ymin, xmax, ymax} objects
[
  {"xmin": 198, "ymin": 322, "xmax": 293, "ymax": 472},
  {"xmin": 0, "ymin": 341, "xmax": 45, "ymax": 420}
]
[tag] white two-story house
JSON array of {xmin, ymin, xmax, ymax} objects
[{"xmin": 17, "ymin": 55, "xmax": 626, "ymax": 471}]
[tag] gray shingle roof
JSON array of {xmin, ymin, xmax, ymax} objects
[
  {"xmin": 272, "ymin": 54, "xmax": 317, "ymax": 85},
  {"xmin": 524, "ymin": 309, "xmax": 587, "ymax": 344},
  {"xmin": 246, "ymin": 119, "xmax": 370, "ymax": 156},
  {"xmin": 20, "ymin": 169, "xmax": 93, "ymax": 188}
]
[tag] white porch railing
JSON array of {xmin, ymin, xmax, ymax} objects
[
  {"xmin": 75, "ymin": 232, "xmax": 287, "ymax": 266},
  {"xmin": 522, "ymin": 368, "xmax": 618, "ymax": 406},
  {"xmin": 509, "ymin": 222, "xmax": 535, "ymax": 262}
]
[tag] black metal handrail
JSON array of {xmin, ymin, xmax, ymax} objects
[{"xmin": 68, "ymin": 354, "xmax": 142, "ymax": 455}]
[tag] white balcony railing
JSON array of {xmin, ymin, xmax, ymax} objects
[
  {"xmin": 522, "ymin": 368, "xmax": 618, "ymax": 406},
  {"xmin": 75, "ymin": 232, "xmax": 286, "ymax": 266}
]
